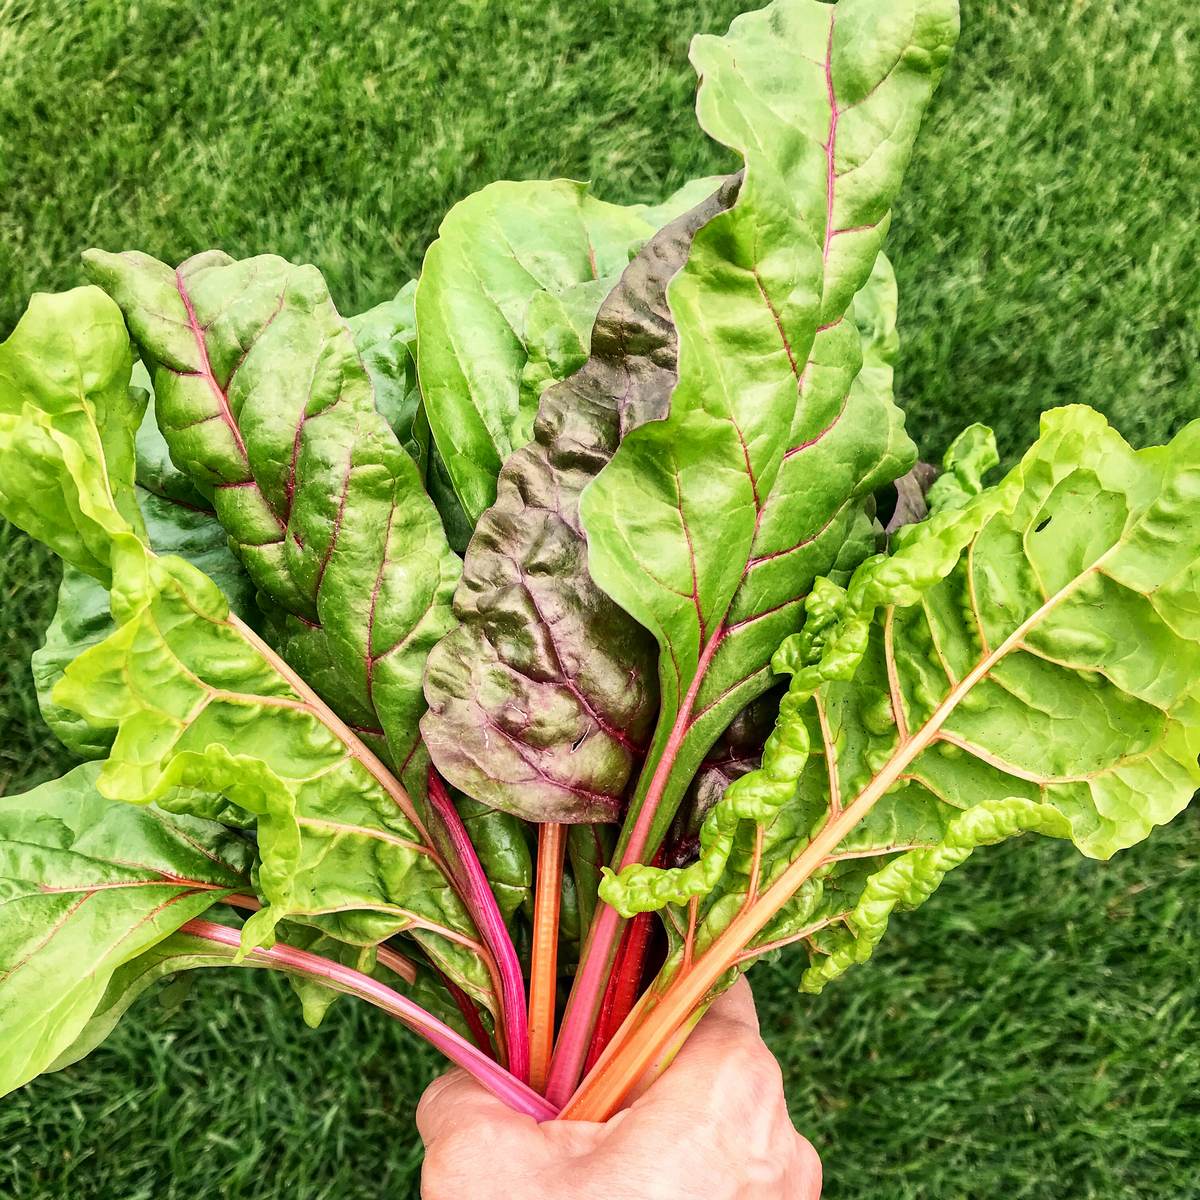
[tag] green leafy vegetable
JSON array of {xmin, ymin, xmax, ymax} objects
[
  {"xmin": 422, "ymin": 179, "xmax": 740, "ymax": 822},
  {"xmin": 0, "ymin": 285, "xmax": 503, "ymax": 1024},
  {"xmin": 415, "ymin": 177, "xmax": 725, "ymax": 524},
  {"xmin": 2, "ymin": 0, "xmax": 1195, "ymax": 1155},
  {"xmin": 551, "ymin": 0, "xmax": 957, "ymax": 1102},
  {"xmin": 33, "ymin": 367, "xmax": 258, "ymax": 758},
  {"xmin": 82, "ymin": 250, "xmax": 459, "ymax": 790},
  {"xmin": 567, "ymin": 404, "xmax": 1200, "ymax": 1119},
  {"xmin": 0, "ymin": 763, "xmax": 251, "ymax": 1096},
  {"xmin": 581, "ymin": 0, "xmax": 954, "ymax": 874}
]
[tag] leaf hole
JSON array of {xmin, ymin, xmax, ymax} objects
[{"xmin": 1034, "ymin": 516, "xmax": 1051, "ymax": 533}]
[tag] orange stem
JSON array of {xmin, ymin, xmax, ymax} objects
[
  {"xmin": 563, "ymin": 587, "xmax": 1059, "ymax": 1120},
  {"xmin": 528, "ymin": 822, "xmax": 566, "ymax": 1093}
]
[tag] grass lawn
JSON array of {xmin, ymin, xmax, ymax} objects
[{"xmin": 2, "ymin": 0, "xmax": 1199, "ymax": 1196}]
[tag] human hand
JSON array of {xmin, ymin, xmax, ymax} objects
[{"xmin": 417, "ymin": 979, "xmax": 821, "ymax": 1199}]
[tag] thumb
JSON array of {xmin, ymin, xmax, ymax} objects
[{"xmin": 416, "ymin": 1068, "xmax": 529, "ymax": 1146}]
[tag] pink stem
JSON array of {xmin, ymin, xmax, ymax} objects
[
  {"xmin": 545, "ymin": 625, "xmax": 727, "ymax": 1106},
  {"xmin": 427, "ymin": 769, "xmax": 530, "ymax": 1084},
  {"xmin": 181, "ymin": 919, "xmax": 555, "ymax": 1122}
]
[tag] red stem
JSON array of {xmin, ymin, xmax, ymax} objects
[
  {"xmin": 583, "ymin": 909, "xmax": 656, "ymax": 1074},
  {"xmin": 436, "ymin": 967, "xmax": 498, "ymax": 1059},
  {"xmin": 546, "ymin": 625, "xmax": 724, "ymax": 1109},
  {"xmin": 181, "ymin": 919, "xmax": 555, "ymax": 1121}
]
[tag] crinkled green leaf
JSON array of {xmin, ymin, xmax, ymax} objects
[
  {"xmin": 0, "ymin": 763, "xmax": 250, "ymax": 1097},
  {"xmin": 82, "ymin": 250, "xmax": 459, "ymax": 791},
  {"xmin": 50, "ymin": 545, "xmax": 496, "ymax": 1011},
  {"xmin": 33, "ymin": 369, "xmax": 258, "ymax": 758},
  {"xmin": 0, "ymin": 287, "xmax": 144, "ymax": 582},
  {"xmin": 926, "ymin": 421, "xmax": 1001, "ymax": 513},
  {"xmin": 348, "ymin": 282, "xmax": 426, "ymax": 469},
  {"xmin": 607, "ymin": 407, "xmax": 1200, "ymax": 998},
  {"xmin": 0, "ymin": 294, "xmax": 499, "ymax": 1019},
  {"xmin": 667, "ymin": 688, "xmax": 781, "ymax": 865},
  {"xmin": 415, "ymin": 177, "xmax": 729, "ymax": 524},
  {"xmin": 580, "ymin": 0, "xmax": 955, "ymax": 863},
  {"xmin": 798, "ymin": 797, "xmax": 1071, "ymax": 991},
  {"xmin": 422, "ymin": 181, "xmax": 740, "ymax": 820}
]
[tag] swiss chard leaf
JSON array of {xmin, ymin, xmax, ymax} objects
[
  {"xmin": 579, "ymin": 0, "xmax": 957, "ymax": 868},
  {"xmin": 348, "ymin": 285, "xmax": 473, "ymax": 552},
  {"xmin": 32, "ymin": 567, "xmax": 115, "ymax": 758},
  {"xmin": 414, "ymin": 177, "xmax": 725, "ymax": 524},
  {"xmin": 348, "ymin": 282, "xmax": 424, "ymax": 468},
  {"xmin": 604, "ymin": 407, "xmax": 1200, "ymax": 991},
  {"xmin": 421, "ymin": 180, "xmax": 740, "ymax": 821},
  {"xmin": 52, "ymin": 550, "xmax": 499, "ymax": 1010},
  {"xmin": 82, "ymin": 250, "xmax": 460, "ymax": 792},
  {"xmin": 0, "ymin": 287, "xmax": 144, "ymax": 580},
  {"xmin": 0, "ymin": 286, "xmax": 502, "ymax": 1024},
  {"xmin": 34, "ymin": 368, "xmax": 258, "ymax": 758},
  {"xmin": 0, "ymin": 763, "xmax": 251, "ymax": 1097}
]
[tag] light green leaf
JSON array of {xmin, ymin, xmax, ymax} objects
[
  {"xmin": 33, "ymin": 370, "xmax": 259, "ymax": 759},
  {"xmin": 580, "ymin": 0, "xmax": 956, "ymax": 866},
  {"xmin": 926, "ymin": 421, "xmax": 1001, "ymax": 513},
  {"xmin": 0, "ymin": 287, "xmax": 145, "ymax": 583},
  {"xmin": 0, "ymin": 290, "xmax": 499, "ymax": 1017},
  {"xmin": 609, "ymin": 406, "xmax": 1200, "ymax": 998},
  {"xmin": 798, "ymin": 797, "xmax": 1071, "ymax": 991},
  {"xmin": 50, "ymin": 546, "xmax": 496, "ymax": 1009},
  {"xmin": 0, "ymin": 763, "xmax": 250, "ymax": 1097},
  {"xmin": 83, "ymin": 249, "xmax": 460, "ymax": 792}
]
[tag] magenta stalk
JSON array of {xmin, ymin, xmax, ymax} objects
[
  {"xmin": 427, "ymin": 769, "xmax": 531, "ymax": 1084},
  {"xmin": 181, "ymin": 919, "xmax": 556, "ymax": 1122}
]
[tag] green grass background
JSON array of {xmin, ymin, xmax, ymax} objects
[{"xmin": 2, "ymin": 0, "xmax": 1198, "ymax": 1196}]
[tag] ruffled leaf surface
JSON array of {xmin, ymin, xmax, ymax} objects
[
  {"xmin": 580, "ymin": 0, "xmax": 956, "ymax": 862},
  {"xmin": 422, "ymin": 181, "xmax": 740, "ymax": 821},
  {"xmin": 604, "ymin": 407, "xmax": 1200, "ymax": 1001},
  {"xmin": 0, "ymin": 287, "xmax": 500, "ymax": 1020},
  {"xmin": 415, "ymin": 177, "xmax": 725, "ymax": 524},
  {"xmin": 33, "ymin": 368, "xmax": 258, "ymax": 757}
]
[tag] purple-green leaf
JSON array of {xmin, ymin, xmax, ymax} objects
[{"xmin": 421, "ymin": 179, "xmax": 740, "ymax": 822}]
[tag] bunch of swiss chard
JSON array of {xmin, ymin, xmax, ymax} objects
[{"xmin": 3, "ymin": 0, "xmax": 1198, "ymax": 1127}]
